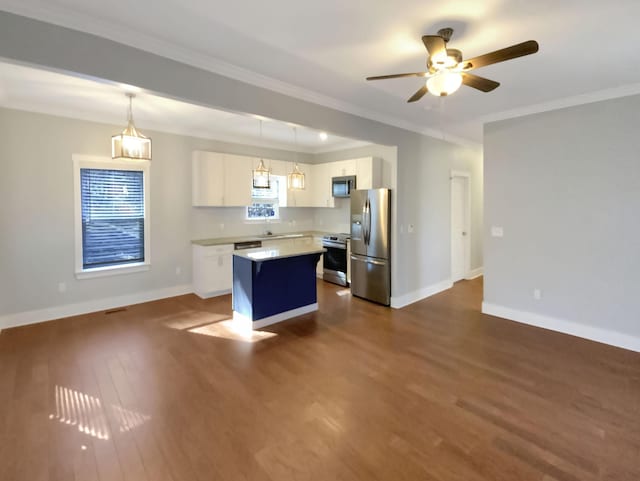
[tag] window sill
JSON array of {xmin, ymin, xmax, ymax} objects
[{"xmin": 75, "ymin": 263, "xmax": 150, "ymax": 280}]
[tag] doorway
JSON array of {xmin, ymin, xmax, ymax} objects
[{"xmin": 451, "ymin": 171, "xmax": 471, "ymax": 282}]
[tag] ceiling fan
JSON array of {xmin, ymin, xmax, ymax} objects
[{"xmin": 366, "ymin": 28, "xmax": 539, "ymax": 102}]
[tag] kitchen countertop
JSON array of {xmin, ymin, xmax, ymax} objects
[
  {"xmin": 192, "ymin": 231, "xmax": 334, "ymax": 247},
  {"xmin": 232, "ymin": 244, "xmax": 326, "ymax": 261}
]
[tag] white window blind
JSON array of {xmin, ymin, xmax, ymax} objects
[{"xmin": 80, "ymin": 168, "xmax": 145, "ymax": 269}]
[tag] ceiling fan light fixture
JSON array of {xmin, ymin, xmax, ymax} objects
[
  {"xmin": 427, "ymin": 71, "xmax": 463, "ymax": 97},
  {"xmin": 112, "ymin": 93, "xmax": 151, "ymax": 160}
]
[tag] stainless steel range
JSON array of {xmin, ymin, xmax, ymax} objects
[{"xmin": 321, "ymin": 233, "xmax": 350, "ymax": 286}]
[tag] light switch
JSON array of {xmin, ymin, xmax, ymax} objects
[
  {"xmin": 408, "ymin": 224, "xmax": 415, "ymax": 233},
  {"xmin": 491, "ymin": 226, "xmax": 504, "ymax": 237}
]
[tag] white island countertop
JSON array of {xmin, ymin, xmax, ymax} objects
[{"xmin": 233, "ymin": 244, "xmax": 326, "ymax": 261}]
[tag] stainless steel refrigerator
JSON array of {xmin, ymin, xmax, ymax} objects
[{"xmin": 350, "ymin": 189, "xmax": 391, "ymax": 305}]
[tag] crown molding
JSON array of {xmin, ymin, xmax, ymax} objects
[
  {"xmin": 0, "ymin": 3, "xmax": 479, "ymax": 148},
  {"xmin": 481, "ymin": 82, "xmax": 640, "ymax": 126}
]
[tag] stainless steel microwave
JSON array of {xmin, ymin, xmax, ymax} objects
[{"xmin": 332, "ymin": 175, "xmax": 356, "ymax": 198}]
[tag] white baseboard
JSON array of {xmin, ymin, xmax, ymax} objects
[
  {"xmin": 0, "ymin": 284, "xmax": 194, "ymax": 330},
  {"xmin": 482, "ymin": 302, "xmax": 640, "ymax": 353},
  {"xmin": 194, "ymin": 288, "xmax": 232, "ymax": 299},
  {"xmin": 466, "ymin": 267, "xmax": 483, "ymax": 280},
  {"xmin": 390, "ymin": 279, "xmax": 453, "ymax": 309},
  {"xmin": 233, "ymin": 303, "xmax": 318, "ymax": 329}
]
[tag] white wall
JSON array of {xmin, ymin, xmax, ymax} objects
[{"xmin": 483, "ymin": 95, "xmax": 640, "ymax": 351}]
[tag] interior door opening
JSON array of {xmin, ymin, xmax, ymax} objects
[{"xmin": 451, "ymin": 171, "xmax": 471, "ymax": 282}]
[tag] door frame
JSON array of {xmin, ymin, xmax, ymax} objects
[{"xmin": 450, "ymin": 170, "xmax": 471, "ymax": 281}]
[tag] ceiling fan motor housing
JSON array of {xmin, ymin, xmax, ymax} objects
[
  {"xmin": 427, "ymin": 48, "xmax": 462, "ymax": 72},
  {"xmin": 437, "ymin": 27, "xmax": 454, "ymax": 43}
]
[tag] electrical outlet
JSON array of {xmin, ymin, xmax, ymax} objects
[
  {"xmin": 491, "ymin": 226, "xmax": 504, "ymax": 237},
  {"xmin": 175, "ymin": 266, "xmax": 182, "ymax": 276},
  {"xmin": 219, "ymin": 223, "xmax": 224, "ymax": 231},
  {"xmin": 533, "ymin": 288, "xmax": 542, "ymax": 300},
  {"xmin": 58, "ymin": 282, "xmax": 67, "ymax": 293},
  {"xmin": 408, "ymin": 224, "xmax": 415, "ymax": 233}
]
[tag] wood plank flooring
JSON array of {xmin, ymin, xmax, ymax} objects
[{"xmin": 1, "ymin": 278, "xmax": 638, "ymax": 481}]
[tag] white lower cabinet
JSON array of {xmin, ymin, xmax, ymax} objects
[
  {"xmin": 313, "ymin": 236, "xmax": 324, "ymax": 277},
  {"xmin": 192, "ymin": 244, "xmax": 234, "ymax": 298}
]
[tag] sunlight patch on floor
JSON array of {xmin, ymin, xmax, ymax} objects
[
  {"xmin": 50, "ymin": 385, "xmax": 151, "ymax": 440},
  {"xmin": 336, "ymin": 289, "xmax": 351, "ymax": 297},
  {"xmin": 161, "ymin": 310, "xmax": 229, "ymax": 330},
  {"xmin": 188, "ymin": 318, "xmax": 277, "ymax": 343}
]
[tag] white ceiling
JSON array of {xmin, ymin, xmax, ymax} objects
[
  {"xmin": 0, "ymin": 61, "xmax": 368, "ymax": 153},
  {"xmin": 2, "ymin": 0, "xmax": 640, "ymax": 144}
]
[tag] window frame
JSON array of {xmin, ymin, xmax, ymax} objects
[
  {"xmin": 244, "ymin": 174, "xmax": 286, "ymax": 222},
  {"xmin": 73, "ymin": 154, "xmax": 151, "ymax": 279}
]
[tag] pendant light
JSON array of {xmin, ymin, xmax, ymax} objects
[
  {"xmin": 287, "ymin": 127, "xmax": 305, "ymax": 190},
  {"xmin": 111, "ymin": 93, "xmax": 151, "ymax": 160},
  {"xmin": 252, "ymin": 120, "xmax": 270, "ymax": 189}
]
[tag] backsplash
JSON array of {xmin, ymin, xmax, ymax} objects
[{"xmin": 191, "ymin": 197, "xmax": 352, "ymax": 240}]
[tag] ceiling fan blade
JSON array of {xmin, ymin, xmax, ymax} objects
[
  {"xmin": 422, "ymin": 35, "xmax": 447, "ymax": 57},
  {"xmin": 407, "ymin": 85, "xmax": 429, "ymax": 103},
  {"xmin": 366, "ymin": 72, "xmax": 428, "ymax": 81},
  {"xmin": 461, "ymin": 40, "xmax": 539, "ymax": 70},
  {"xmin": 461, "ymin": 73, "xmax": 500, "ymax": 92}
]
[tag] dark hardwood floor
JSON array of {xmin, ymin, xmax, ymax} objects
[{"xmin": 0, "ymin": 278, "xmax": 638, "ymax": 481}]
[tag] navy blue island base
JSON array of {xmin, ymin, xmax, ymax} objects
[{"xmin": 232, "ymin": 248, "xmax": 323, "ymax": 328}]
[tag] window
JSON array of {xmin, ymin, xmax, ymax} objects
[
  {"xmin": 245, "ymin": 175, "xmax": 285, "ymax": 221},
  {"xmin": 73, "ymin": 155, "xmax": 150, "ymax": 278}
]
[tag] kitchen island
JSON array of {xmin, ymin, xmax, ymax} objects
[{"xmin": 232, "ymin": 244, "xmax": 325, "ymax": 328}]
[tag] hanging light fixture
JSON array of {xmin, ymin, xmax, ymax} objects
[
  {"xmin": 252, "ymin": 119, "xmax": 270, "ymax": 189},
  {"xmin": 287, "ymin": 127, "xmax": 305, "ymax": 190},
  {"xmin": 426, "ymin": 71, "xmax": 463, "ymax": 97},
  {"xmin": 111, "ymin": 93, "xmax": 151, "ymax": 160}
]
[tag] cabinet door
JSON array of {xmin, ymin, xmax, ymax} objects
[
  {"xmin": 314, "ymin": 236, "xmax": 324, "ymax": 276},
  {"xmin": 314, "ymin": 163, "xmax": 335, "ymax": 208},
  {"xmin": 287, "ymin": 163, "xmax": 314, "ymax": 207},
  {"xmin": 224, "ymin": 154, "xmax": 253, "ymax": 206},
  {"xmin": 192, "ymin": 151, "xmax": 224, "ymax": 206},
  {"xmin": 355, "ymin": 157, "xmax": 381, "ymax": 190},
  {"xmin": 193, "ymin": 244, "xmax": 233, "ymax": 298}
]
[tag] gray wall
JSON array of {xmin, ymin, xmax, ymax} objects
[
  {"xmin": 0, "ymin": 108, "xmax": 317, "ymax": 316},
  {"xmin": 484, "ymin": 95, "xmax": 640, "ymax": 340},
  {"xmin": 0, "ymin": 12, "xmax": 482, "ymax": 317}
]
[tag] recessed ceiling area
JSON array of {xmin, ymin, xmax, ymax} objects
[
  {"xmin": 2, "ymin": 1, "xmax": 640, "ymax": 143},
  {"xmin": 0, "ymin": 61, "xmax": 371, "ymax": 154}
]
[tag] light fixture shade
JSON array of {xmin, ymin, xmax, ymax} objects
[
  {"xmin": 112, "ymin": 93, "xmax": 151, "ymax": 160},
  {"xmin": 253, "ymin": 159, "xmax": 271, "ymax": 189},
  {"xmin": 287, "ymin": 164, "xmax": 305, "ymax": 190},
  {"xmin": 111, "ymin": 123, "xmax": 151, "ymax": 160},
  {"xmin": 427, "ymin": 71, "xmax": 463, "ymax": 97}
]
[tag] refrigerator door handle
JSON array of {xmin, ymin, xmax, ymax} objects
[
  {"xmin": 364, "ymin": 198, "xmax": 371, "ymax": 245},
  {"xmin": 361, "ymin": 197, "xmax": 368, "ymax": 245},
  {"xmin": 367, "ymin": 197, "xmax": 372, "ymax": 246},
  {"xmin": 351, "ymin": 254, "xmax": 386, "ymax": 266}
]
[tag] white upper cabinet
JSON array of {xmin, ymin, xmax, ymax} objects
[
  {"xmin": 312, "ymin": 162, "xmax": 335, "ymax": 208},
  {"xmin": 193, "ymin": 151, "xmax": 383, "ymax": 208},
  {"xmin": 192, "ymin": 151, "xmax": 225, "ymax": 206},
  {"xmin": 192, "ymin": 151, "xmax": 252, "ymax": 206},
  {"xmin": 287, "ymin": 162, "xmax": 314, "ymax": 207},
  {"xmin": 354, "ymin": 157, "xmax": 382, "ymax": 190},
  {"xmin": 224, "ymin": 154, "xmax": 253, "ymax": 206}
]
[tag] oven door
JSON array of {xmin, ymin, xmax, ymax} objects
[{"xmin": 322, "ymin": 242, "xmax": 348, "ymax": 286}]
